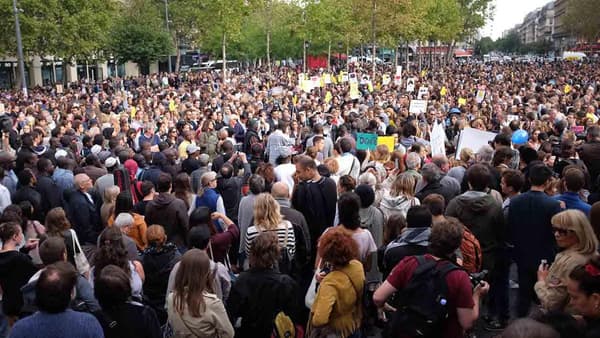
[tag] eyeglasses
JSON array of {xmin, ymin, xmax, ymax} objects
[{"xmin": 552, "ymin": 227, "xmax": 575, "ymax": 236}]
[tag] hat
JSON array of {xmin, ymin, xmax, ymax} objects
[
  {"xmin": 91, "ymin": 144, "xmax": 102, "ymax": 155},
  {"xmin": 186, "ymin": 144, "xmax": 200, "ymax": 154},
  {"xmin": 449, "ymin": 107, "xmax": 461, "ymax": 114},
  {"xmin": 55, "ymin": 149, "xmax": 68, "ymax": 160},
  {"xmin": 104, "ymin": 157, "xmax": 118, "ymax": 168}
]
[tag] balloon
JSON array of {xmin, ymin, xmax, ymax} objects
[{"xmin": 511, "ymin": 129, "xmax": 529, "ymax": 145}]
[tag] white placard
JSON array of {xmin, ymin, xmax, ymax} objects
[
  {"xmin": 396, "ymin": 66, "xmax": 402, "ymax": 76},
  {"xmin": 406, "ymin": 78, "xmax": 416, "ymax": 92},
  {"xmin": 418, "ymin": 86, "xmax": 429, "ymax": 99},
  {"xmin": 409, "ymin": 100, "xmax": 428, "ymax": 114},
  {"xmin": 476, "ymin": 90, "xmax": 486, "ymax": 103},
  {"xmin": 455, "ymin": 128, "xmax": 497, "ymax": 160},
  {"xmin": 430, "ymin": 121, "xmax": 446, "ymax": 156}
]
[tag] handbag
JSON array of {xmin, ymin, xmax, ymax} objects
[
  {"xmin": 304, "ymin": 258, "xmax": 322, "ymax": 309},
  {"xmin": 70, "ymin": 229, "xmax": 90, "ymax": 276}
]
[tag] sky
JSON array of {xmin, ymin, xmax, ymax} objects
[{"xmin": 482, "ymin": 0, "xmax": 553, "ymax": 40}]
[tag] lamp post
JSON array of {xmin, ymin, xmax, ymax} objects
[
  {"xmin": 12, "ymin": 0, "xmax": 27, "ymax": 97},
  {"xmin": 164, "ymin": 0, "xmax": 172, "ymax": 73},
  {"xmin": 303, "ymin": 41, "xmax": 310, "ymax": 74}
]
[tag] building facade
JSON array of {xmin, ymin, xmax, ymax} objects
[{"xmin": 517, "ymin": 2, "xmax": 554, "ymax": 45}]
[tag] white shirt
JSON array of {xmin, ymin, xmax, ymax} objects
[
  {"xmin": 336, "ymin": 153, "xmax": 360, "ymax": 180},
  {"xmin": 274, "ymin": 163, "xmax": 296, "ymax": 193},
  {"xmin": 0, "ymin": 183, "xmax": 11, "ymax": 213}
]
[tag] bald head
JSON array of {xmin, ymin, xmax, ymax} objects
[
  {"xmin": 74, "ymin": 174, "xmax": 91, "ymax": 191},
  {"xmin": 271, "ymin": 182, "xmax": 290, "ymax": 199}
]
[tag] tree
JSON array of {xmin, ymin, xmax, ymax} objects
[
  {"xmin": 474, "ymin": 36, "xmax": 494, "ymax": 55},
  {"xmin": 161, "ymin": 0, "xmax": 204, "ymax": 71},
  {"xmin": 110, "ymin": 1, "xmax": 172, "ymax": 74},
  {"xmin": 563, "ymin": 0, "xmax": 600, "ymax": 43},
  {"xmin": 495, "ymin": 30, "xmax": 522, "ymax": 53}
]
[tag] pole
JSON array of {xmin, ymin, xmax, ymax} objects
[
  {"xmin": 164, "ymin": 0, "xmax": 172, "ymax": 73},
  {"xmin": 303, "ymin": 42, "xmax": 307, "ymax": 74},
  {"xmin": 12, "ymin": 0, "xmax": 27, "ymax": 97},
  {"xmin": 371, "ymin": 0, "xmax": 376, "ymax": 77}
]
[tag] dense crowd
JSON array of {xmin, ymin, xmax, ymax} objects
[{"xmin": 0, "ymin": 58, "xmax": 600, "ymax": 338}]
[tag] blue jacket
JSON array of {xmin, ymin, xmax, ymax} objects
[
  {"xmin": 195, "ymin": 188, "xmax": 219, "ymax": 212},
  {"xmin": 554, "ymin": 192, "xmax": 591, "ymax": 215}
]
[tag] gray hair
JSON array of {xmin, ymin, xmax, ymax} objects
[
  {"xmin": 358, "ymin": 172, "xmax": 377, "ymax": 186},
  {"xmin": 114, "ymin": 213, "xmax": 134, "ymax": 228},
  {"xmin": 421, "ymin": 163, "xmax": 442, "ymax": 183},
  {"xmin": 476, "ymin": 144, "xmax": 494, "ymax": 163},
  {"xmin": 406, "ymin": 152, "xmax": 421, "ymax": 170}
]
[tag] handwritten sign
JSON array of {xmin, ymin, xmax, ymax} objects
[
  {"xmin": 409, "ymin": 100, "xmax": 428, "ymax": 114},
  {"xmin": 356, "ymin": 133, "xmax": 378, "ymax": 150},
  {"xmin": 377, "ymin": 136, "xmax": 395, "ymax": 152}
]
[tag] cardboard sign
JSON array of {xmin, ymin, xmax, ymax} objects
[
  {"xmin": 458, "ymin": 97, "xmax": 467, "ymax": 106},
  {"xmin": 409, "ymin": 100, "xmax": 428, "ymax": 114},
  {"xmin": 406, "ymin": 78, "xmax": 416, "ymax": 92},
  {"xmin": 56, "ymin": 84, "xmax": 63, "ymax": 94},
  {"xmin": 455, "ymin": 128, "xmax": 497, "ymax": 160},
  {"xmin": 475, "ymin": 90, "xmax": 486, "ymax": 103},
  {"xmin": 394, "ymin": 74, "xmax": 402, "ymax": 86},
  {"xmin": 506, "ymin": 114, "xmax": 520, "ymax": 123},
  {"xmin": 418, "ymin": 87, "xmax": 429, "ymax": 99},
  {"xmin": 377, "ymin": 136, "xmax": 395, "ymax": 152},
  {"xmin": 356, "ymin": 133, "xmax": 378, "ymax": 150},
  {"xmin": 396, "ymin": 66, "xmax": 402, "ymax": 76},
  {"xmin": 349, "ymin": 82, "xmax": 361, "ymax": 100}
]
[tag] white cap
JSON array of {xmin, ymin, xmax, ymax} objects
[
  {"xmin": 55, "ymin": 149, "xmax": 68, "ymax": 160},
  {"xmin": 104, "ymin": 157, "xmax": 117, "ymax": 168},
  {"xmin": 91, "ymin": 145, "xmax": 102, "ymax": 155}
]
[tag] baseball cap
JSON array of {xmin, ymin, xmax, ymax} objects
[
  {"xmin": 186, "ymin": 144, "xmax": 200, "ymax": 154},
  {"xmin": 55, "ymin": 149, "xmax": 68, "ymax": 160},
  {"xmin": 91, "ymin": 144, "xmax": 102, "ymax": 155}
]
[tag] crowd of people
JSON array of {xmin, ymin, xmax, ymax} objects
[{"xmin": 0, "ymin": 57, "xmax": 600, "ymax": 338}]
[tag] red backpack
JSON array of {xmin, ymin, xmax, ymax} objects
[{"xmin": 460, "ymin": 225, "xmax": 483, "ymax": 274}]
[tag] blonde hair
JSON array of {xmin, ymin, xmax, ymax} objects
[
  {"xmin": 253, "ymin": 193, "xmax": 282, "ymax": 230},
  {"xmin": 373, "ymin": 144, "xmax": 390, "ymax": 163},
  {"xmin": 552, "ymin": 209, "xmax": 598, "ymax": 255},
  {"xmin": 390, "ymin": 172, "xmax": 416, "ymax": 198},
  {"xmin": 198, "ymin": 171, "xmax": 217, "ymax": 196},
  {"xmin": 103, "ymin": 186, "xmax": 121, "ymax": 204},
  {"xmin": 323, "ymin": 157, "xmax": 339, "ymax": 174}
]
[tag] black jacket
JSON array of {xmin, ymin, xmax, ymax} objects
[
  {"xmin": 35, "ymin": 174, "xmax": 62, "ymax": 217},
  {"xmin": 416, "ymin": 180, "xmax": 456, "ymax": 208},
  {"xmin": 227, "ymin": 267, "xmax": 298, "ymax": 338},
  {"xmin": 12, "ymin": 186, "xmax": 43, "ymax": 222},
  {"xmin": 0, "ymin": 251, "xmax": 37, "ymax": 316},
  {"xmin": 141, "ymin": 243, "xmax": 181, "ymax": 324},
  {"xmin": 579, "ymin": 140, "xmax": 600, "ymax": 191},
  {"xmin": 145, "ymin": 193, "xmax": 189, "ymax": 248},
  {"xmin": 96, "ymin": 301, "xmax": 161, "ymax": 338},
  {"xmin": 216, "ymin": 162, "xmax": 251, "ymax": 224},
  {"xmin": 66, "ymin": 189, "xmax": 102, "ymax": 245}
]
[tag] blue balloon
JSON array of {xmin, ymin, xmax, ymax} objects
[{"xmin": 511, "ymin": 129, "xmax": 529, "ymax": 145}]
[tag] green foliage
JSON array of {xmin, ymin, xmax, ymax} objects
[
  {"xmin": 494, "ymin": 30, "xmax": 522, "ymax": 53},
  {"xmin": 474, "ymin": 36, "xmax": 494, "ymax": 55},
  {"xmin": 564, "ymin": 0, "xmax": 600, "ymax": 43},
  {"xmin": 0, "ymin": 0, "xmax": 117, "ymax": 60},
  {"xmin": 109, "ymin": 0, "xmax": 172, "ymax": 72}
]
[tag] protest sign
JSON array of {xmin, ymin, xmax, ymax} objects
[
  {"xmin": 340, "ymin": 71, "xmax": 348, "ymax": 82},
  {"xmin": 356, "ymin": 133, "xmax": 378, "ymax": 150},
  {"xmin": 271, "ymin": 86, "xmax": 283, "ymax": 97},
  {"xmin": 396, "ymin": 66, "xmax": 402, "ymax": 76},
  {"xmin": 394, "ymin": 74, "xmax": 402, "ymax": 86},
  {"xmin": 56, "ymin": 84, "xmax": 63, "ymax": 94},
  {"xmin": 409, "ymin": 100, "xmax": 428, "ymax": 114},
  {"xmin": 458, "ymin": 97, "xmax": 467, "ymax": 106},
  {"xmin": 323, "ymin": 73, "xmax": 332, "ymax": 84},
  {"xmin": 377, "ymin": 136, "xmax": 395, "ymax": 152},
  {"xmin": 406, "ymin": 78, "xmax": 415, "ymax": 92},
  {"xmin": 475, "ymin": 90, "xmax": 486, "ymax": 103},
  {"xmin": 382, "ymin": 74, "xmax": 391, "ymax": 86},
  {"xmin": 349, "ymin": 72, "xmax": 358, "ymax": 83},
  {"xmin": 455, "ymin": 128, "xmax": 497, "ymax": 160},
  {"xmin": 506, "ymin": 114, "xmax": 519, "ymax": 123},
  {"xmin": 349, "ymin": 82, "xmax": 361, "ymax": 100},
  {"xmin": 440, "ymin": 86, "xmax": 447, "ymax": 96},
  {"xmin": 430, "ymin": 121, "xmax": 446, "ymax": 156},
  {"xmin": 418, "ymin": 87, "xmax": 429, "ymax": 99}
]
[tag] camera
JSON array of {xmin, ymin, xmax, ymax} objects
[{"xmin": 469, "ymin": 270, "xmax": 488, "ymax": 288}]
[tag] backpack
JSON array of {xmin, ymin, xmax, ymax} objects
[
  {"xmin": 386, "ymin": 256, "xmax": 461, "ymax": 338},
  {"xmin": 460, "ymin": 225, "xmax": 483, "ymax": 274},
  {"xmin": 271, "ymin": 311, "xmax": 301, "ymax": 338}
]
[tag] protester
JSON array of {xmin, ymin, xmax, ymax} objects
[{"xmin": 567, "ymin": 256, "xmax": 600, "ymax": 337}]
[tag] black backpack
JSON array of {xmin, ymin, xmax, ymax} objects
[{"xmin": 386, "ymin": 255, "xmax": 461, "ymax": 338}]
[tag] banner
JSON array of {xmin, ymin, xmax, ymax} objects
[
  {"xmin": 377, "ymin": 136, "xmax": 395, "ymax": 152},
  {"xmin": 409, "ymin": 100, "xmax": 428, "ymax": 114},
  {"xmin": 356, "ymin": 133, "xmax": 378, "ymax": 150},
  {"xmin": 455, "ymin": 128, "xmax": 497, "ymax": 160},
  {"xmin": 382, "ymin": 74, "xmax": 391, "ymax": 86}
]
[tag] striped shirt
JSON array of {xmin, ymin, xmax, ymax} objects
[{"xmin": 244, "ymin": 221, "xmax": 296, "ymax": 258}]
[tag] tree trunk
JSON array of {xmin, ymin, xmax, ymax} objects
[
  {"xmin": 371, "ymin": 0, "xmax": 376, "ymax": 77},
  {"xmin": 418, "ymin": 41, "xmax": 422, "ymax": 72},
  {"xmin": 446, "ymin": 40, "xmax": 456, "ymax": 64},
  {"xmin": 394, "ymin": 42, "xmax": 399, "ymax": 68},
  {"xmin": 266, "ymin": 0, "xmax": 272, "ymax": 75},
  {"xmin": 222, "ymin": 31, "xmax": 227, "ymax": 80},
  {"xmin": 175, "ymin": 47, "xmax": 181, "ymax": 73},
  {"xmin": 327, "ymin": 40, "xmax": 331, "ymax": 71},
  {"xmin": 405, "ymin": 41, "xmax": 409, "ymax": 71},
  {"xmin": 346, "ymin": 41, "xmax": 349, "ymax": 73}
]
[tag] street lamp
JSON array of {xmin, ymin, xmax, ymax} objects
[
  {"xmin": 12, "ymin": 0, "xmax": 27, "ymax": 97},
  {"xmin": 303, "ymin": 41, "xmax": 310, "ymax": 74},
  {"xmin": 164, "ymin": 0, "xmax": 172, "ymax": 73}
]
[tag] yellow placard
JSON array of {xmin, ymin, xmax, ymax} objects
[
  {"xmin": 168, "ymin": 100, "xmax": 176, "ymax": 112},
  {"xmin": 325, "ymin": 91, "xmax": 333, "ymax": 103},
  {"xmin": 440, "ymin": 86, "xmax": 447, "ymax": 96},
  {"xmin": 564, "ymin": 84, "xmax": 572, "ymax": 94},
  {"xmin": 458, "ymin": 97, "xmax": 467, "ymax": 106},
  {"xmin": 377, "ymin": 136, "xmax": 395, "ymax": 152},
  {"xmin": 130, "ymin": 106, "xmax": 137, "ymax": 118},
  {"xmin": 350, "ymin": 82, "xmax": 360, "ymax": 99}
]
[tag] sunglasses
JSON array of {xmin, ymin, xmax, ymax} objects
[{"xmin": 552, "ymin": 227, "xmax": 575, "ymax": 236}]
